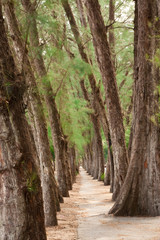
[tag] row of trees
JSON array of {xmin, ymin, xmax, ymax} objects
[{"xmin": 0, "ymin": 0, "xmax": 160, "ymax": 239}]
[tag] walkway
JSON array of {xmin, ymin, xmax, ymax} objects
[{"xmin": 47, "ymin": 167, "xmax": 160, "ymax": 240}]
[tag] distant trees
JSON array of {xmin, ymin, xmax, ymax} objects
[{"xmin": 61, "ymin": 0, "xmax": 105, "ymax": 181}]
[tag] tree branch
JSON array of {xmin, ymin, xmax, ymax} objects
[{"xmin": 54, "ymin": 70, "xmax": 68, "ymax": 97}]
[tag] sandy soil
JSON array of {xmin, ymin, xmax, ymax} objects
[
  {"xmin": 47, "ymin": 167, "xmax": 160, "ymax": 240},
  {"xmin": 46, "ymin": 174, "xmax": 81, "ymax": 240}
]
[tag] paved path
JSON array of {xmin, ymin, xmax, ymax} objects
[{"xmin": 77, "ymin": 167, "xmax": 160, "ymax": 240}]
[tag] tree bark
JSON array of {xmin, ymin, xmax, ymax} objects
[
  {"xmin": 92, "ymin": 135, "xmax": 99, "ymax": 179},
  {"xmin": 92, "ymin": 112, "xmax": 104, "ymax": 181},
  {"xmin": 3, "ymin": 0, "xmax": 59, "ymax": 226},
  {"xmin": 109, "ymin": 0, "xmax": 160, "ymax": 216},
  {"xmin": 87, "ymin": 143, "xmax": 94, "ymax": 176},
  {"xmin": 128, "ymin": 0, "xmax": 138, "ymax": 160},
  {"xmin": 84, "ymin": 0, "xmax": 128, "ymax": 200},
  {"xmin": 0, "ymin": 2, "xmax": 46, "ymax": 238},
  {"xmin": 69, "ymin": 147, "xmax": 77, "ymax": 183}
]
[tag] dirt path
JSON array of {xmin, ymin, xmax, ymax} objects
[
  {"xmin": 46, "ymin": 173, "xmax": 81, "ymax": 240},
  {"xmin": 47, "ymin": 167, "xmax": 160, "ymax": 240}
]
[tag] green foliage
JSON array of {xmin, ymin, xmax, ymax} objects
[
  {"xmin": 58, "ymin": 91, "xmax": 93, "ymax": 154},
  {"xmin": 70, "ymin": 58, "xmax": 92, "ymax": 78},
  {"xmin": 100, "ymin": 173, "xmax": 105, "ymax": 181},
  {"xmin": 50, "ymin": 145, "xmax": 55, "ymax": 160},
  {"xmin": 16, "ymin": 0, "xmax": 135, "ymax": 163},
  {"xmin": 125, "ymin": 126, "xmax": 131, "ymax": 147},
  {"xmin": 26, "ymin": 172, "xmax": 38, "ymax": 193},
  {"xmin": 154, "ymin": 49, "xmax": 160, "ymax": 67},
  {"xmin": 151, "ymin": 86, "xmax": 160, "ymax": 126},
  {"xmin": 103, "ymin": 145, "xmax": 108, "ymax": 160}
]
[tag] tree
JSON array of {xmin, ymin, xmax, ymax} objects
[
  {"xmin": 0, "ymin": 1, "xmax": 46, "ymax": 238},
  {"xmin": 109, "ymin": 0, "xmax": 160, "ymax": 216},
  {"xmin": 21, "ymin": 0, "xmax": 72, "ymax": 197},
  {"xmin": 84, "ymin": 0, "xmax": 128, "ymax": 200},
  {"xmin": 103, "ymin": 0, "xmax": 115, "ymax": 191},
  {"xmin": 3, "ymin": 0, "xmax": 59, "ymax": 226}
]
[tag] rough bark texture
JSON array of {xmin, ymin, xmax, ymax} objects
[
  {"xmin": 21, "ymin": 0, "xmax": 72, "ymax": 197},
  {"xmin": 87, "ymin": 144, "xmax": 94, "ymax": 175},
  {"xmin": 92, "ymin": 113, "xmax": 104, "ymax": 181},
  {"xmin": 104, "ymin": 132, "xmax": 114, "ymax": 192},
  {"xmin": 63, "ymin": 138, "xmax": 73, "ymax": 189},
  {"xmin": 84, "ymin": 0, "xmax": 128, "ymax": 200},
  {"xmin": 108, "ymin": 133, "xmax": 114, "ymax": 192},
  {"xmin": 109, "ymin": 0, "xmax": 160, "ymax": 216},
  {"xmin": 128, "ymin": 0, "xmax": 138, "ymax": 160},
  {"xmin": 69, "ymin": 147, "xmax": 76, "ymax": 183},
  {"xmin": 0, "ymin": 3, "xmax": 46, "ymax": 238},
  {"xmin": 3, "ymin": 0, "xmax": 59, "ymax": 226}
]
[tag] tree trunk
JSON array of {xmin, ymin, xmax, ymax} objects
[
  {"xmin": 46, "ymin": 96, "xmax": 70, "ymax": 196},
  {"xmin": 21, "ymin": 0, "xmax": 72, "ymax": 196},
  {"xmin": 92, "ymin": 135, "xmax": 99, "ymax": 179},
  {"xmin": 87, "ymin": 143, "xmax": 94, "ymax": 176},
  {"xmin": 0, "ymin": 3, "xmax": 46, "ymax": 238},
  {"xmin": 63, "ymin": 138, "xmax": 73, "ymax": 189},
  {"xmin": 109, "ymin": 0, "xmax": 160, "ymax": 216},
  {"xmin": 104, "ymin": 131, "xmax": 114, "ymax": 191},
  {"xmin": 69, "ymin": 147, "xmax": 76, "ymax": 183},
  {"xmin": 104, "ymin": 157, "xmax": 110, "ymax": 186},
  {"xmin": 91, "ymin": 113, "xmax": 104, "ymax": 181},
  {"xmin": 128, "ymin": 0, "xmax": 138, "ymax": 160},
  {"xmin": 108, "ymin": 133, "xmax": 114, "ymax": 192},
  {"xmin": 84, "ymin": 0, "xmax": 128, "ymax": 200},
  {"xmin": 3, "ymin": 0, "xmax": 59, "ymax": 226}
]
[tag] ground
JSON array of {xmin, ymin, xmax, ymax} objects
[
  {"xmin": 47, "ymin": 167, "xmax": 160, "ymax": 240},
  {"xmin": 46, "ymin": 174, "xmax": 80, "ymax": 240}
]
